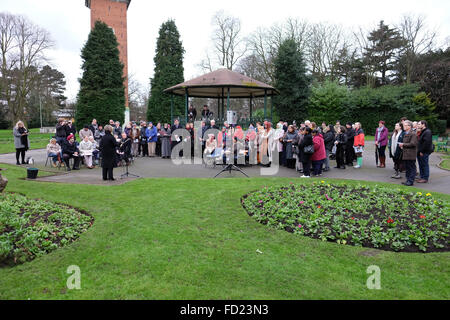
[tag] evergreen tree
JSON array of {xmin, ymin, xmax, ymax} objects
[
  {"xmin": 273, "ymin": 38, "xmax": 310, "ymax": 122},
  {"xmin": 147, "ymin": 20, "xmax": 185, "ymax": 124},
  {"xmin": 364, "ymin": 21, "xmax": 407, "ymax": 86},
  {"xmin": 76, "ymin": 21, "xmax": 125, "ymax": 127}
]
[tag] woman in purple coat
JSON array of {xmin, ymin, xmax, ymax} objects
[{"xmin": 375, "ymin": 120, "xmax": 389, "ymax": 168}]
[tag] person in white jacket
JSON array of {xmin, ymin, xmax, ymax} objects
[
  {"xmin": 259, "ymin": 121, "xmax": 275, "ymax": 166},
  {"xmin": 79, "ymin": 136, "xmax": 94, "ymax": 169}
]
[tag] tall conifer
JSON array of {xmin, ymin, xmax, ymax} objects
[
  {"xmin": 76, "ymin": 21, "xmax": 125, "ymax": 127},
  {"xmin": 147, "ymin": 20, "xmax": 185, "ymax": 124}
]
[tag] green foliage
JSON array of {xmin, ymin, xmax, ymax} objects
[
  {"xmin": 411, "ymin": 48, "xmax": 450, "ymax": 126},
  {"xmin": 304, "ymin": 82, "xmax": 444, "ymax": 134},
  {"xmin": 242, "ymin": 183, "xmax": 449, "ymax": 252},
  {"xmin": 273, "ymin": 39, "xmax": 310, "ymax": 122},
  {"xmin": 147, "ymin": 20, "xmax": 185, "ymax": 124},
  {"xmin": 76, "ymin": 21, "xmax": 125, "ymax": 127},
  {"xmin": 0, "ymin": 193, "xmax": 93, "ymax": 265},
  {"xmin": 308, "ymin": 80, "xmax": 349, "ymax": 124},
  {"xmin": 343, "ymin": 84, "xmax": 420, "ymax": 134},
  {"xmin": 251, "ymin": 108, "xmax": 280, "ymax": 124}
]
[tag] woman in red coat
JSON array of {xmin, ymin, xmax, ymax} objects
[
  {"xmin": 353, "ymin": 122, "xmax": 365, "ymax": 168},
  {"xmin": 311, "ymin": 129, "xmax": 326, "ymax": 176}
]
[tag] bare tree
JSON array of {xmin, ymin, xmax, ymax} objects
[
  {"xmin": 307, "ymin": 23, "xmax": 347, "ymax": 81},
  {"xmin": 128, "ymin": 74, "xmax": 149, "ymax": 122},
  {"xmin": 246, "ymin": 18, "xmax": 311, "ymax": 84},
  {"xmin": 0, "ymin": 13, "xmax": 53, "ymax": 126},
  {"xmin": 204, "ymin": 11, "xmax": 247, "ymax": 71},
  {"xmin": 353, "ymin": 26, "xmax": 377, "ymax": 87},
  {"xmin": 397, "ymin": 14, "xmax": 437, "ymax": 83}
]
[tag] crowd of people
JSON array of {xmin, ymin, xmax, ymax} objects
[{"xmin": 12, "ymin": 110, "xmax": 435, "ymax": 185}]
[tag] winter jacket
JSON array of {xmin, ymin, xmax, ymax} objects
[
  {"xmin": 79, "ymin": 129, "xmax": 93, "ymax": 141},
  {"xmin": 56, "ymin": 124, "xmax": 67, "ymax": 138},
  {"xmin": 401, "ymin": 131, "xmax": 418, "ymax": 161},
  {"xmin": 375, "ymin": 126, "xmax": 389, "ymax": 147},
  {"xmin": 146, "ymin": 126, "xmax": 158, "ymax": 143},
  {"xmin": 100, "ymin": 131, "xmax": 118, "ymax": 168},
  {"xmin": 323, "ymin": 130, "xmax": 335, "ymax": 152},
  {"xmin": 46, "ymin": 143, "xmax": 61, "ymax": 155},
  {"xmin": 298, "ymin": 133, "xmax": 313, "ymax": 162},
  {"xmin": 62, "ymin": 140, "xmax": 79, "ymax": 156},
  {"xmin": 417, "ymin": 127, "xmax": 433, "ymax": 154},
  {"xmin": 354, "ymin": 129, "xmax": 365, "ymax": 147},
  {"xmin": 13, "ymin": 127, "xmax": 29, "ymax": 149},
  {"xmin": 311, "ymin": 134, "xmax": 326, "ymax": 161}
]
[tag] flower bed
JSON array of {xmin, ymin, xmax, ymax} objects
[
  {"xmin": 241, "ymin": 182, "xmax": 450, "ymax": 253},
  {"xmin": 0, "ymin": 193, "xmax": 93, "ymax": 266}
]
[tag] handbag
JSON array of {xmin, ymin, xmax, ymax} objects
[
  {"xmin": 303, "ymin": 144, "xmax": 314, "ymax": 155},
  {"xmin": 331, "ymin": 145, "xmax": 337, "ymax": 155}
]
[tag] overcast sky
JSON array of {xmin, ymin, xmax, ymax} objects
[{"xmin": 1, "ymin": 0, "xmax": 449, "ymax": 101}]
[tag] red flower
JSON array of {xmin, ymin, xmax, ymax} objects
[
  {"xmin": 351, "ymin": 217, "xmax": 355, "ymax": 220},
  {"xmin": 387, "ymin": 218, "xmax": 394, "ymax": 224},
  {"xmin": 317, "ymin": 205, "xmax": 322, "ymax": 209},
  {"xmin": 419, "ymin": 215, "xmax": 426, "ymax": 219}
]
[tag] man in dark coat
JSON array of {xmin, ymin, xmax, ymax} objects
[
  {"xmin": 344, "ymin": 122, "xmax": 355, "ymax": 165},
  {"xmin": 416, "ymin": 120, "xmax": 433, "ymax": 183},
  {"xmin": 100, "ymin": 125, "xmax": 118, "ymax": 181}
]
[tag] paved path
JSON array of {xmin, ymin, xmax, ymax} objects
[{"xmin": 0, "ymin": 141, "xmax": 449, "ymax": 194}]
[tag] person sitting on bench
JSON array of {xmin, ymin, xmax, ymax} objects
[{"xmin": 62, "ymin": 134, "xmax": 81, "ymax": 171}]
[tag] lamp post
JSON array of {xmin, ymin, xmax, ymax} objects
[{"xmin": 39, "ymin": 95, "xmax": 43, "ymax": 129}]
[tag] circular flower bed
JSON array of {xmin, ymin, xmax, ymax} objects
[
  {"xmin": 241, "ymin": 182, "xmax": 450, "ymax": 253},
  {"xmin": 0, "ymin": 193, "xmax": 93, "ymax": 266}
]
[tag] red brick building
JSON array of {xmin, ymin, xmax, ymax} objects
[{"xmin": 85, "ymin": 0, "xmax": 131, "ymax": 113}]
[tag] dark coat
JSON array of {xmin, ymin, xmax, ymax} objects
[
  {"xmin": 323, "ymin": 130, "xmax": 335, "ymax": 151},
  {"xmin": 283, "ymin": 131, "xmax": 298, "ymax": 160},
  {"xmin": 345, "ymin": 127, "xmax": 355, "ymax": 145},
  {"xmin": 100, "ymin": 131, "xmax": 118, "ymax": 168},
  {"xmin": 418, "ymin": 127, "xmax": 433, "ymax": 154},
  {"xmin": 56, "ymin": 123, "xmax": 67, "ymax": 138},
  {"xmin": 298, "ymin": 133, "xmax": 313, "ymax": 163},
  {"xmin": 62, "ymin": 140, "xmax": 79, "ymax": 155},
  {"xmin": 65, "ymin": 124, "xmax": 77, "ymax": 138},
  {"xmin": 401, "ymin": 131, "xmax": 418, "ymax": 161}
]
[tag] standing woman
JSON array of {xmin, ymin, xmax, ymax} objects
[
  {"xmin": 283, "ymin": 125, "xmax": 298, "ymax": 169},
  {"xmin": 323, "ymin": 125, "xmax": 335, "ymax": 171},
  {"xmin": 13, "ymin": 121, "xmax": 30, "ymax": 165},
  {"xmin": 298, "ymin": 127, "xmax": 313, "ymax": 178},
  {"xmin": 99, "ymin": 125, "xmax": 118, "ymax": 181},
  {"xmin": 130, "ymin": 123, "xmax": 140, "ymax": 157},
  {"xmin": 160, "ymin": 123, "xmax": 172, "ymax": 159},
  {"xmin": 353, "ymin": 122, "xmax": 365, "ymax": 169},
  {"xmin": 375, "ymin": 120, "xmax": 389, "ymax": 168},
  {"xmin": 334, "ymin": 126, "xmax": 348, "ymax": 169},
  {"xmin": 389, "ymin": 123, "xmax": 404, "ymax": 179},
  {"xmin": 260, "ymin": 122, "xmax": 274, "ymax": 167},
  {"xmin": 274, "ymin": 123, "xmax": 285, "ymax": 166}
]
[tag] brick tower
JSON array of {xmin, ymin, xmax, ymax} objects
[{"xmin": 85, "ymin": 0, "xmax": 131, "ymax": 123}]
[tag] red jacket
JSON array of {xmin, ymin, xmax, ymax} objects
[
  {"xmin": 312, "ymin": 134, "xmax": 326, "ymax": 161},
  {"xmin": 354, "ymin": 129, "xmax": 365, "ymax": 147}
]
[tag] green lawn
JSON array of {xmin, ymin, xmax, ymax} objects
[
  {"xmin": 439, "ymin": 155, "xmax": 450, "ymax": 170},
  {"xmin": 0, "ymin": 164, "xmax": 449, "ymax": 299}
]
